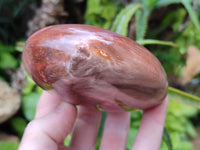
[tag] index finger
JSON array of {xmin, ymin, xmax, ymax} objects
[{"xmin": 35, "ymin": 90, "xmax": 64, "ymax": 119}]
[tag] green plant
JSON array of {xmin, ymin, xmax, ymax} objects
[
  {"xmin": 0, "ymin": 141, "xmax": 19, "ymax": 150},
  {"xmin": 84, "ymin": 0, "xmax": 123, "ymax": 29},
  {"xmin": 0, "ymin": 43, "xmax": 18, "ymax": 70}
]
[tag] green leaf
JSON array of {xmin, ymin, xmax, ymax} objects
[
  {"xmin": 181, "ymin": 0, "xmax": 200, "ymax": 30},
  {"xmin": 0, "ymin": 43, "xmax": 15, "ymax": 53},
  {"xmin": 15, "ymin": 41, "xmax": 25, "ymax": 52},
  {"xmin": 22, "ymin": 92, "xmax": 40, "ymax": 121},
  {"xmin": 142, "ymin": 0, "xmax": 159, "ymax": 9},
  {"xmin": 85, "ymin": 0, "xmax": 101, "ymax": 15},
  {"xmin": 0, "ymin": 52, "xmax": 17, "ymax": 69},
  {"xmin": 101, "ymin": 3, "xmax": 116, "ymax": 20},
  {"xmin": 156, "ymin": 0, "xmax": 199, "ymax": 30},
  {"xmin": 0, "ymin": 43, "xmax": 18, "ymax": 69},
  {"xmin": 168, "ymin": 87, "xmax": 200, "ymax": 109},
  {"xmin": 135, "ymin": 9, "xmax": 150, "ymax": 40},
  {"xmin": 10, "ymin": 117, "xmax": 27, "ymax": 138},
  {"xmin": 155, "ymin": 0, "xmax": 182, "ymax": 7},
  {"xmin": 136, "ymin": 39, "xmax": 177, "ymax": 47},
  {"xmin": 163, "ymin": 99, "xmax": 197, "ymax": 150},
  {"xmin": 111, "ymin": 3, "xmax": 141, "ymax": 36},
  {"xmin": 0, "ymin": 141, "xmax": 19, "ymax": 150},
  {"xmin": 96, "ymin": 112, "xmax": 107, "ymax": 149},
  {"xmin": 185, "ymin": 122, "xmax": 197, "ymax": 137},
  {"xmin": 22, "ymin": 74, "xmax": 37, "ymax": 95},
  {"xmin": 64, "ymin": 134, "xmax": 71, "ymax": 147},
  {"xmin": 127, "ymin": 128, "xmax": 138, "ymax": 149},
  {"xmin": 84, "ymin": 0, "xmax": 119, "ymax": 29},
  {"xmin": 163, "ymin": 128, "xmax": 173, "ymax": 150}
]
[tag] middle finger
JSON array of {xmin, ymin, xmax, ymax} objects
[{"xmin": 68, "ymin": 105, "xmax": 102, "ymax": 150}]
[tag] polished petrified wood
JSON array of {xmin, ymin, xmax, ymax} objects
[{"xmin": 22, "ymin": 24, "xmax": 167, "ymax": 111}]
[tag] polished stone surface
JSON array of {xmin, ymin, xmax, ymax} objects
[{"xmin": 22, "ymin": 24, "xmax": 167, "ymax": 111}]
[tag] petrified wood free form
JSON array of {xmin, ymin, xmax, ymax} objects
[{"xmin": 22, "ymin": 24, "xmax": 167, "ymax": 112}]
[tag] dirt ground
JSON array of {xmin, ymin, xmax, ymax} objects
[{"xmin": 192, "ymin": 126, "xmax": 200, "ymax": 150}]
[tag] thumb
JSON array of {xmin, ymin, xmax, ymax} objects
[{"xmin": 19, "ymin": 92, "xmax": 77, "ymax": 150}]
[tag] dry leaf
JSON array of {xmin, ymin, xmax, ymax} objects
[{"xmin": 181, "ymin": 46, "xmax": 200, "ymax": 85}]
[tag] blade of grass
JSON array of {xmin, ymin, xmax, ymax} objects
[
  {"xmin": 181, "ymin": 0, "xmax": 200, "ymax": 30},
  {"xmin": 96, "ymin": 112, "xmax": 107, "ymax": 150},
  {"xmin": 111, "ymin": 3, "xmax": 141, "ymax": 36},
  {"xmin": 163, "ymin": 128, "xmax": 173, "ymax": 150},
  {"xmin": 135, "ymin": 9, "xmax": 150, "ymax": 40},
  {"xmin": 168, "ymin": 87, "xmax": 200, "ymax": 109},
  {"xmin": 155, "ymin": 0, "xmax": 182, "ymax": 7},
  {"xmin": 136, "ymin": 39, "xmax": 177, "ymax": 47}
]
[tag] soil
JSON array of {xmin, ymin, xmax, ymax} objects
[{"xmin": 192, "ymin": 126, "xmax": 200, "ymax": 150}]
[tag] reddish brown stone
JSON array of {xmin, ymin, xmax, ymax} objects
[{"xmin": 22, "ymin": 24, "xmax": 168, "ymax": 111}]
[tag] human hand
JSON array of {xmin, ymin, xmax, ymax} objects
[{"xmin": 18, "ymin": 90, "xmax": 168, "ymax": 150}]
